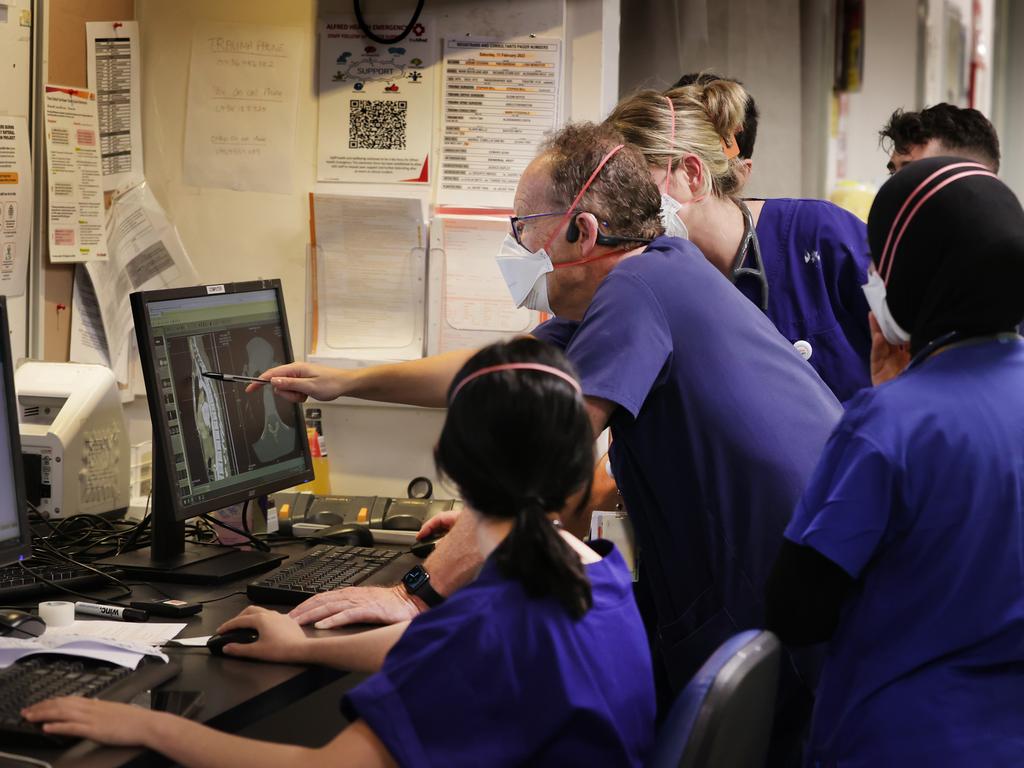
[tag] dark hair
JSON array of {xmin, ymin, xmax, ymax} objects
[
  {"xmin": 880, "ymin": 104, "xmax": 1000, "ymax": 172},
  {"xmin": 435, "ymin": 338, "xmax": 595, "ymax": 619},
  {"xmin": 539, "ymin": 122, "xmax": 664, "ymax": 245},
  {"xmin": 673, "ymin": 71, "xmax": 759, "ymax": 160}
]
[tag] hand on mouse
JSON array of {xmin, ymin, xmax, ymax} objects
[
  {"xmin": 289, "ymin": 584, "xmax": 422, "ymax": 629},
  {"xmin": 417, "ymin": 509, "xmax": 461, "ymax": 540},
  {"xmin": 216, "ymin": 606, "xmax": 308, "ymax": 663}
]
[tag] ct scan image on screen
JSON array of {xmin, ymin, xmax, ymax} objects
[{"xmin": 147, "ymin": 289, "xmax": 307, "ymax": 509}]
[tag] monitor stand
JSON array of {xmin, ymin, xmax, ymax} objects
[{"xmin": 98, "ymin": 463, "xmax": 285, "ymax": 584}]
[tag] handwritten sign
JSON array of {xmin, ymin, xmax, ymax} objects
[{"xmin": 183, "ymin": 23, "xmax": 302, "ymax": 193}]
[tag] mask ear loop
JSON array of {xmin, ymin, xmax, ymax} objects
[
  {"xmin": 662, "ymin": 95, "xmax": 676, "ymax": 194},
  {"xmin": 542, "ymin": 144, "xmax": 625, "ymax": 252}
]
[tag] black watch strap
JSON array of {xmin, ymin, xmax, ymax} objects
[{"xmin": 401, "ymin": 564, "xmax": 445, "ymax": 608}]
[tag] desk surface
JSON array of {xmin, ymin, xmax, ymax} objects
[{"xmin": 9, "ymin": 540, "xmax": 409, "ymax": 768}]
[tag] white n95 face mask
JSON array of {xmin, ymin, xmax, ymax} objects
[
  {"xmin": 495, "ymin": 233, "xmax": 554, "ymax": 315},
  {"xmin": 861, "ymin": 270, "xmax": 910, "ymax": 345},
  {"xmin": 659, "ymin": 194, "xmax": 689, "ymax": 240}
]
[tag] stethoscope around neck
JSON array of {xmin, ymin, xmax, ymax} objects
[{"xmin": 731, "ymin": 198, "xmax": 770, "ymax": 311}]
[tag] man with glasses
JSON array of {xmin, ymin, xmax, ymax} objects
[{"xmin": 254, "ymin": 121, "xmax": 842, "ymax": 760}]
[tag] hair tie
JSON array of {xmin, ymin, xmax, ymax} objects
[{"xmin": 449, "ymin": 362, "xmax": 582, "ymax": 403}]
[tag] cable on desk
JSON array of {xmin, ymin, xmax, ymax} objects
[{"xmin": 200, "ymin": 512, "xmax": 271, "ymax": 553}]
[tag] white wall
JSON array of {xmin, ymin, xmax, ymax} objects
[
  {"xmin": 131, "ymin": 0, "xmax": 619, "ymax": 497},
  {"xmin": 619, "ymin": 0, "xmax": 804, "ymax": 199}
]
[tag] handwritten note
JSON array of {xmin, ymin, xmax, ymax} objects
[{"xmin": 183, "ymin": 23, "xmax": 302, "ymax": 193}]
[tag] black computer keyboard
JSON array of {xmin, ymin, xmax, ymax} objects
[
  {"xmin": 0, "ymin": 655, "xmax": 180, "ymax": 746},
  {"xmin": 247, "ymin": 544, "xmax": 404, "ymax": 605},
  {"xmin": 0, "ymin": 560, "xmax": 123, "ymax": 603}
]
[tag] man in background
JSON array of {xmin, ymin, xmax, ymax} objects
[{"xmin": 881, "ymin": 103, "xmax": 1000, "ymax": 174}]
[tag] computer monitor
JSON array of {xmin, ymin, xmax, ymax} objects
[
  {"xmin": 0, "ymin": 296, "xmax": 31, "ymax": 567},
  {"xmin": 102, "ymin": 280, "xmax": 313, "ymax": 582}
]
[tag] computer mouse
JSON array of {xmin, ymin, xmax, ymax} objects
[
  {"xmin": 0, "ymin": 608, "xmax": 46, "ymax": 638},
  {"xmin": 312, "ymin": 523, "xmax": 374, "ymax": 547},
  {"xmin": 409, "ymin": 532, "xmax": 445, "ymax": 559},
  {"xmin": 207, "ymin": 628, "xmax": 259, "ymax": 656}
]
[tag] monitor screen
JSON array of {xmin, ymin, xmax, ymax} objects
[
  {"xmin": 138, "ymin": 282, "xmax": 312, "ymax": 520},
  {"xmin": 0, "ymin": 297, "xmax": 30, "ymax": 566}
]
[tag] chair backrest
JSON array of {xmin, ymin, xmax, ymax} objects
[{"xmin": 647, "ymin": 629, "xmax": 781, "ymax": 768}]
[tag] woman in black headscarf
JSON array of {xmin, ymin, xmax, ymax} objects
[{"xmin": 765, "ymin": 156, "xmax": 1024, "ymax": 766}]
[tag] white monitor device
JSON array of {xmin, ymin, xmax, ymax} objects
[{"xmin": 16, "ymin": 362, "xmax": 129, "ymax": 519}]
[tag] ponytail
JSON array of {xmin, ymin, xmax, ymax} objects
[{"xmin": 493, "ymin": 501, "xmax": 592, "ymax": 620}]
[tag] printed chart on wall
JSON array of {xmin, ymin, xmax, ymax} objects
[
  {"xmin": 431, "ymin": 217, "xmax": 539, "ymax": 354},
  {"xmin": 438, "ymin": 38, "xmax": 562, "ymax": 209},
  {"xmin": 43, "ymin": 86, "xmax": 108, "ymax": 263},
  {"xmin": 317, "ymin": 17, "xmax": 435, "ymax": 184},
  {"xmin": 86, "ymin": 21, "xmax": 144, "ymax": 192},
  {"xmin": 183, "ymin": 23, "xmax": 303, "ymax": 194},
  {"xmin": 309, "ymin": 194, "xmax": 426, "ymax": 362},
  {"xmin": 0, "ymin": 116, "xmax": 31, "ymax": 296}
]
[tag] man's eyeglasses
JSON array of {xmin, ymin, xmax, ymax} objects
[{"xmin": 508, "ymin": 211, "xmax": 570, "ymax": 247}]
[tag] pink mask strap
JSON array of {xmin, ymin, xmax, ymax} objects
[
  {"xmin": 543, "ymin": 144, "xmax": 626, "ymax": 251},
  {"xmin": 554, "ymin": 247, "xmax": 629, "ymax": 271},
  {"xmin": 449, "ymin": 363, "xmax": 583, "ymax": 403},
  {"xmin": 663, "ymin": 96, "xmax": 676, "ymax": 193}
]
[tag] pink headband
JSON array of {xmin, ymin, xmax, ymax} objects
[
  {"xmin": 663, "ymin": 95, "xmax": 676, "ymax": 193},
  {"xmin": 878, "ymin": 162, "xmax": 998, "ymax": 284},
  {"xmin": 543, "ymin": 144, "xmax": 626, "ymax": 252},
  {"xmin": 449, "ymin": 363, "xmax": 582, "ymax": 403}
]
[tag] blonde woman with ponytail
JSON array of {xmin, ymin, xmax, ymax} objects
[{"xmin": 604, "ymin": 78, "xmax": 873, "ymax": 402}]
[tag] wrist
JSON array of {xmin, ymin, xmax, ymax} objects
[
  {"xmin": 147, "ymin": 710, "xmax": 184, "ymax": 752},
  {"xmin": 392, "ymin": 582, "xmax": 430, "ymax": 614}
]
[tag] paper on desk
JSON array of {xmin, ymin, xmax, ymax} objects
[
  {"xmin": 86, "ymin": 21, "xmax": 144, "ymax": 192},
  {"xmin": 310, "ymin": 194, "xmax": 426, "ymax": 361},
  {"xmin": 83, "ymin": 182, "xmax": 198, "ymax": 380},
  {"xmin": 167, "ymin": 635, "xmax": 212, "ymax": 647},
  {"xmin": 43, "ymin": 620, "xmax": 187, "ymax": 646},
  {"xmin": 0, "ymin": 636, "xmax": 169, "ymax": 670}
]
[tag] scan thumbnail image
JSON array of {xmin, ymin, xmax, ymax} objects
[{"xmin": 167, "ymin": 326, "xmax": 300, "ymax": 489}]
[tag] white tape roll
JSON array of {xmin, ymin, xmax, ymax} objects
[{"xmin": 39, "ymin": 600, "xmax": 74, "ymax": 628}]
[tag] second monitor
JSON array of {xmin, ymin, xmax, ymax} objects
[{"xmin": 101, "ymin": 280, "xmax": 314, "ymax": 582}]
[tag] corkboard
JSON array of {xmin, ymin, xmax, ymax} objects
[{"xmin": 42, "ymin": 0, "xmax": 134, "ymax": 361}]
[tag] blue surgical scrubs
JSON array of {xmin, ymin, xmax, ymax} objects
[
  {"xmin": 742, "ymin": 199, "xmax": 872, "ymax": 403},
  {"xmin": 785, "ymin": 336, "xmax": 1024, "ymax": 767},
  {"xmin": 537, "ymin": 236, "xmax": 842, "ymax": 694},
  {"xmin": 342, "ymin": 542, "xmax": 655, "ymax": 768},
  {"xmin": 537, "ymin": 199, "xmax": 872, "ymax": 403}
]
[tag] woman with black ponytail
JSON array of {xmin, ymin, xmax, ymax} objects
[{"xmin": 25, "ymin": 338, "xmax": 656, "ymax": 768}]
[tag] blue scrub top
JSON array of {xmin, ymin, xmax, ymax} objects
[
  {"xmin": 785, "ymin": 337, "xmax": 1024, "ymax": 767},
  {"xmin": 537, "ymin": 236, "xmax": 843, "ymax": 690},
  {"xmin": 741, "ymin": 199, "xmax": 872, "ymax": 403},
  {"xmin": 537, "ymin": 199, "xmax": 872, "ymax": 403},
  {"xmin": 342, "ymin": 542, "xmax": 656, "ymax": 768}
]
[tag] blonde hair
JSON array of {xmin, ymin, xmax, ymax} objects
[{"xmin": 607, "ymin": 78, "xmax": 748, "ymax": 199}]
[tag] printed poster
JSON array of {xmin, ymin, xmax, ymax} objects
[
  {"xmin": 0, "ymin": 116, "xmax": 31, "ymax": 296},
  {"xmin": 317, "ymin": 17, "xmax": 435, "ymax": 183}
]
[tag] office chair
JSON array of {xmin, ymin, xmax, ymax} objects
[{"xmin": 647, "ymin": 629, "xmax": 781, "ymax": 768}]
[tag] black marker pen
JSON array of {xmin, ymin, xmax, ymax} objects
[{"xmin": 75, "ymin": 601, "xmax": 149, "ymax": 622}]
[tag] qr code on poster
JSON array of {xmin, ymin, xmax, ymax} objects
[{"xmin": 349, "ymin": 100, "xmax": 408, "ymax": 150}]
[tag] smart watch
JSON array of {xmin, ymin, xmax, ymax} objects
[{"xmin": 401, "ymin": 564, "xmax": 445, "ymax": 608}]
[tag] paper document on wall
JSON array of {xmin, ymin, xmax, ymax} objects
[
  {"xmin": 183, "ymin": 23, "xmax": 302, "ymax": 193},
  {"xmin": 0, "ymin": 115, "xmax": 31, "ymax": 296},
  {"xmin": 84, "ymin": 183, "xmax": 198, "ymax": 380},
  {"xmin": 70, "ymin": 265, "xmax": 111, "ymax": 368},
  {"xmin": 44, "ymin": 85, "xmax": 108, "ymax": 262},
  {"xmin": 310, "ymin": 194, "xmax": 426, "ymax": 361},
  {"xmin": 432, "ymin": 217, "xmax": 538, "ymax": 354},
  {"xmin": 437, "ymin": 39, "xmax": 562, "ymax": 208},
  {"xmin": 317, "ymin": 17, "xmax": 435, "ymax": 183},
  {"xmin": 87, "ymin": 21, "xmax": 145, "ymax": 192}
]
